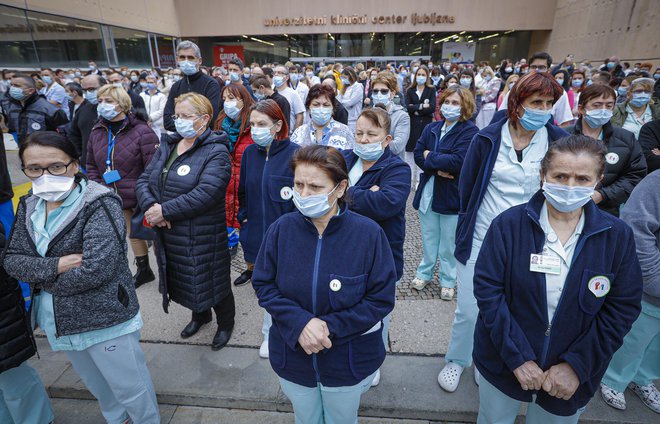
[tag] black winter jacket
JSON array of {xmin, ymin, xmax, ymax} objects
[
  {"xmin": 638, "ymin": 119, "xmax": 660, "ymax": 173},
  {"xmin": 2, "ymin": 93, "xmax": 69, "ymax": 144},
  {"xmin": 136, "ymin": 129, "xmax": 232, "ymax": 313},
  {"xmin": 568, "ymin": 120, "xmax": 647, "ymax": 216},
  {"xmin": 405, "ymin": 86, "xmax": 437, "ymax": 151},
  {"xmin": 0, "ymin": 223, "xmax": 36, "ymax": 373},
  {"xmin": 67, "ymin": 99, "xmax": 98, "ymax": 168}
]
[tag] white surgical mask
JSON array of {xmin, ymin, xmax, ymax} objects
[
  {"xmin": 32, "ymin": 174, "xmax": 75, "ymax": 202},
  {"xmin": 542, "ymin": 180, "xmax": 595, "ymax": 212},
  {"xmin": 292, "ymin": 184, "xmax": 339, "ymax": 218}
]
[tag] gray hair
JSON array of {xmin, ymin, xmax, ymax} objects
[{"xmin": 176, "ymin": 40, "xmax": 201, "ymax": 58}]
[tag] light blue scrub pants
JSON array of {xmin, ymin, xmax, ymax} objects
[
  {"xmin": 65, "ymin": 331, "xmax": 160, "ymax": 424},
  {"xmin": 477, "ymin": 376, "xmax": 585, "ymax": 424},
  {"xmin": 416, "ymin": 209, "xmax": 458, "ymax": 288},
  {"xmin": 0, "ymin": 362, "xmax": 53, "ymax": 424},
  {"xmin": 262, "ymin": 311, "xmax": 272, "ymax": 341},
  {"xmin": 445, "ymin": 240, "xmax": 481, "ymax": 367},
  {"xmin": 601, "ymin": 300, "xmax": 660, "ymax": 392},
  {"xmin": 279, "ymin": 371, "xmax": 376, "ymax": 424}
]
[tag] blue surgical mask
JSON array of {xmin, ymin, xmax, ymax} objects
[
  {"xmin": 654, "ymin": 74, "xmax": 660, "ymax": 80},
  {"xmin": 224, "ymin": 100, "xmax": 241, "ymax": 120},
  {"xmin": 584, "ymin": 108, "xmax": 613, "ymax": 128},
  {"xmin": 543, "ymin": 180, "xmax": 595, "ymax": 213},
  {"xmin": 139, "ymin": 82, "xmax": 148, "ymax": 89},
  {"xmin": 459, "ymin": 78, "xmax": 472, "ymax": 88},
  {"xmin": 254, "ymin": 90, "xmax": 266, "ymax": 101},
  {"xmin": 292, "ymin": 184, "xmax": 339, "ymax": 219},
  {"xmin": 617, "ymin": 87, "xmax": 628, "ymax": 96},
  {"xmin": 273, "ymin": 75, "xmax": 285, "ymax": 88},
  {"xmin": 229, "ymin": 72, "xmax": 240, "ymax": 82},
  {"xmin": 130, "ymin": 75, "xmax": 139, "ymax": 82},
  {"xmin": 572, "ymin": 79, "xmax": 583, "ymax": 88},
  {"xmin": 42, "ymin": 76, "xmax": 53, "ymax": 85},
  {"xmin": 354, "ymin": 139, "xmax": 385, "ymax": 162},
  {"xmin": 290, "ymin": 74, "xmax": 299, "ymax": 82},
  {"xmin": 172, "ymin": 75, "xmax": 181, "ymax": 82},
  {"xmin": 340, "ymin": 76, "xmax": 350, "ymax": 86},
  {"xmin": 372, "ymin": 93, "xmax": 391, "ymax": 107},
  {"xmin": 97, "ymin": 103, "xmax": 120, "ymax": 120},
  {"xmin": 74, "ymin": 71, "xmax": 82, "ymax": 77},
  {"xmin": 416, "ymin": 76, "xmax": 427, "ymax": 85},
  {"xmin": 630, "ymin": 93, "xmax": 651, "ymax": 108},
  {"xmin": 519, "ymin": 106, "xmax": 552, "ymax": 131},
  {"xmin": 251, "ymin": 125, "xmax": 276, "ymax": 147},
  {"xmin": 174, "ymin": 116, "xmax": 202, "ymax": 139},
  {"xmin": 431, "ymin": 76, "xmax": 441, "ymax": 85},
  {"xmin": 64, "ymin": 93, "xmax": 73, "ymax": 102},
  {"xmin": 179, "ymin": 60, "xmax": 198, "ymax": 76},
  {"xmin": 441, "ymin": 104, "xmax": 462, "ymax": 121},
  {"xmin": 83, "ymin": 90, "xmax": 98, "ymax": 104},
  {"xmin": 310, "ymin": 107, "xmax": 333, "ymax": 126},
  {"xmin": 147, "ymin": 83, "xmax": 157, "ymax": 91},
  {"xmin": 607, "ymin": 62, "xmax": 615, "ymax": 70},
  {"xmin": 9, "ymin": 86, "xmax": 27, "ymax": 101}
]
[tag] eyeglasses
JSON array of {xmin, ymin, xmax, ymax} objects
[
  {"xmin": 530, "ymin": 65, "xmax": 548, "ymax": 72},
  {"xmin": 171, "ymin": 114, "xmax": 199, "ymax": 121},
  {"xmin": 22, "ymin": 160, "xmax": 75, "ymax": 178},
  {"xmin": 372, "ymin": 89, "xmax": 390, "ymax": 95}
]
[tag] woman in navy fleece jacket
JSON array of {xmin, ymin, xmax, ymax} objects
[
  {"xmin": 473, "ymin": 135, "xmax": 642, "ymax": 422},
  {"xmin": 252, "ymin": 145, "xmax": 396, "ymax": 424}
]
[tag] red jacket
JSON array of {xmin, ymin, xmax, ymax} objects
[{"xmin": 226, "ymin": 128, "xmax": 253, "ymax": 228}]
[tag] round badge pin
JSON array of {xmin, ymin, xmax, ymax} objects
[
  {"xmin": 177, "ymin": 165, "xmax": 191, "ymax": 176},
  {"xmin": 588, "ymin": 276, "xmax": 611, "ymax": 298},
  {"xmin": 280, "ymin": 186, "xmax": 293, "ymax": 201},
  {"xmin": 31, "ymin": 122, "xmax": 41, "ymax": 130},
  {"xmin": 605, "ymin": 152, "xmax": 619, "ymax": 165},
  {"xmin": 329, "ymin": 279, "xmax": 342, "ymax": 292}
]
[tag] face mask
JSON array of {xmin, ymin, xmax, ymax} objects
[
  {"xmin": 505, "ymin": 67, "xmax": 513, "ymax": 73},
  {"xmin": 607, "ymin": 62, "xmax": 615, "ymax": 70},
  {"xmin": 9, "ymin": 86, "xmax": 27, "ymax": 101},
  {"xmin": 460, "ymin": 78, "xmax": 472, "ymax": 88},
  {"xmin": 542, "ymin": 180, "xmax": 595, "ymax": 213},
  {"xmin": 340, "ymin": 76, "xmax": 350, "ymax": 85},
  {"xmin": 654, "ymin": 74, "xmax": 660, "ymax": 80},
  {"xmin": 179, "ymin": 60, "xmax": 198, "ymax": 76},
  {"xmin": 224, "ymin": 100, "xmax": 241, "ymax": 120},
  {"xmin": 617, "ymin": 87, "xmax": 627, "ymax": 96},
  {"xmin": 112, "ymin": 82, "xmax": 123, "ymax": 89},
  {"xmin": 121, "ymin": 71, "xmax": 127, "ymax": 76},
  {"xmin": 555, "ymin": 78, "xmax": 564, "ymax": 86},
  {"xmin": 290, "ymin": 74, "xmax": 299, "ymax": 82},
  {"xmin": 130, "ymin": 75, "xmax": 139, "ymax": 82},
  {"xmin": 310, "ymin": 107, "xmax": 333, "ymax": 126},
  {"xmin": 370, "ymin": 75, "xmax": 377, "ymax": 81},
  {"xmin": 64, "ymin": 93, "xmax": 73, "ymax": 102},
  {"xmin": 75, "ymin": 71, "xmax": 82, "ymax": 77},
  {"xmin": 224, "ymin": 79, "xmax": 231, "ymax": 86},
  {"xmin": 89, "ymin": 65, "xmax": 96, "ymax": 71},
  {"xmin": 519, "ymin": 106, "xmax": 552, "ymax": 131},
  {"xmin": 32, "ymin": 174, "xmax": 75, "ymax": 202},
  {"xmin": 372, "ymin": 93, "xmax": 391, "ymax": 107},
  {"xmin": 172, "ymin": 75, "xmax": 181, "ymax": 82},
  {"xmin": 443, "ymin": 65, "xmax": 450, "ymax": 71},
  {"xmin": 416, "ymin": 76, "xmax": 427, "ymax": 85},
  {"xmin": 431, "ymin": 76, "xmax": 441, "ymax": 85},
  {"xmin": 175, "ymin": 117, "xmax": 202, "ymax": 138},
  {"xmin": 254, "ymin": 90, "xmax": 266, "ymax": 101},
  {"xmin": 67, "ymin": 73, "xmax": 75, "ymax": 80},
  {"xmin": 448, "ymin": 82, "xmax": 459, "ymax": 88},
  {"xmin": 97, "ymin": 103, "xmax": 120, "ymax": 120},
  {"xmin": 484, "ymin": 75, "xmax": 492, "ymax": 82},
  {"xmin": 509, "ymin": 82, "xmax": 516, "ymax": 90},
  {"xmin": 273, "ymin": 75, "xmax": 285, "ymax": 87},
  {"xmin": 428, "ymin": 63, "xmax": 434, "ymax": 68},
  {"xmin": 572, "ymin": 79, "xmax": 583, "ymax": 88},
  {"xmin": 584, "ymin": 108, "xmax": 613, "ymax": 128},
  {"xmin": 412, "ymin": 67, "xmax": 419, "ymax": 75},
  {"xmin": 306, "ymin": 72, "xmax": 314, "ymax": 78},
  {"xmin": 139, "ymin": 82, "xmax": 148, "ymax": 88},
  {"xmin": 251, "ymin": 125, "xmax": 276, "ymax": 147},
  {"xmin": 292, "ymin": 184, "xmax": 339, "ymax": 219},
  {"xmin": 441, "ymin": 104, "xmax": 462, "ymax": 121},
  {"xmin": 630, "ymin": 93, "xmax": 651, "ymax": 108},
  {"xmin": 83, "ymin": 90, "xmax": 98, "ymax": 104},
  {"xmin": 514, "ymin": 67, "xmax": 521, "ymax": 73},
  {"xmin": 147, "ymin": 83, "xmax": 157, "ymax": 91},
  {"xmin": 40, "ymin": 75, "xmax": 52, "ymax": 85},
  {"xmin": 243, "ymin": 72, "xmax": 250, "ymax": 78},
  {"xmin": 354, "ymin": 139, "xmax": 385, "ymax": 162},
  {"xmin": 229, "ymin": 72, "xmax": 240, "ymax": 82},
  {"xmin": 400, "ymin": 70, "xmax": 408, "ymax": 76}
]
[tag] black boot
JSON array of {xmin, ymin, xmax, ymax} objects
[
  {"xmin": 181, "ymin": 310, "xmax": 212, "ymax": 339},
  {"xmin": 233, "ymin": 269, "xmax": 252, "ymax": 287},
  {"xmin": 134, "ymin": 255, "xmax": 155, "ymax": 288},
  {"xmin": 211, "ymin": 326, "xmax": 233, "ymax": 351}
]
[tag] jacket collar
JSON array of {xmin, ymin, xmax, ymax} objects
[
  {"xmin": 300, "ymin": 205, "xmax": 352, "ymax": 237},
  {"xmin": 524, "ymin": 189, "xmax": 613, "ymax": 237},
  {"xmin": 255, "ymin": 137, "xmax": 291, "ymax": 155},
  {"xmin": 430, "ymin": 119, "xmax": 463, "ymax": 138},
  {"xmin": 93, "ymin": 113, "xmax": 134, "ymax": 132},
  {"xmin": 478, "ymin": 117, "xmax": 568, "ymax": 144},
  {"xmin": 574, "ymin": 117, "xmax": 614, "ymax": 140}
]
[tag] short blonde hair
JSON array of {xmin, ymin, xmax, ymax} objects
[
  {"xmin": 437, "ymin": 86, "xmax": 476, "ymax": 122},
  {"xmin": 372, "ymin": 71, "xmax": 399, "ymax": 93},
  {"xmin": 97, "ymin": 84, "xmax": 132, "ymax": 113},
  {"xmin": 175, "ymin": 92, "xmax": 213, "ymax": 118}
]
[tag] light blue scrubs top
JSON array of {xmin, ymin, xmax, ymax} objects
[
  {"xmin": 419, "ymin": 121, "xmax": 456, "ymax": 214},
  {"xmin": 32, "ymin": 180, "xmax": 142, "ymax": 351}
]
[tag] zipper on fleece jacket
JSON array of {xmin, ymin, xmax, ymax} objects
[{"xmin": 311, "ymin": 234, "xmax": 323, "ymax": 383}]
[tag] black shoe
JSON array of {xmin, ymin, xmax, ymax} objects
[
  {"xmin": 233, "ymin": 269, "xmax": 253, "ymax": 287},
  {"xmin": 134, "ymin": 255, "xmax": 155, "ymax": 289},
  {"xmin": 211, "ymin": 327, "xmax": 233, "ymax": 351},
  {"xmin": 180, "ymin": 316, "xmax": 212, "ymax": 339}
]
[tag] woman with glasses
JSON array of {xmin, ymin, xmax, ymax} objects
[
  {"xmin": 291, "ymin": 84, "xmax": 355, "ymax": 150},
  {"xmin": 136, "ymin": 92, "xmax": 235, "ymax": 351},
  {"xmin": 85, "ymin": 85, "xmax": 159, "ymax": 289},
  {"xmin": 612, "ymin": 77, "xmax": 660, "ymax": 139},
  {"xmin": 5, "ymin": 131, "xmax": 160, "ymax": 424}
]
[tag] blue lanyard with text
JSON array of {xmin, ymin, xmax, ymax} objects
[{"xmin": 105, "ymin": 119, "xmax": 125, "ymax": 170}]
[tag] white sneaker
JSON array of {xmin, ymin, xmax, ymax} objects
[
  {"xmin": 600, "ymin": 383, "xmax": 626, "ymax": 410},
  {"xmin": 440, "ymin": 287, "xmax": 455, "ymax": 301},
  {"xmin": 438, "ymin": 362, "xmax": 464, "ymax": 393},
  {"xmin": 474, "ymin": 367, "xmax": 480, "ymax": 386},
  {"xmin": 411, "ymin": 277, "xmax": 431, "ymax": 291},
  {"xmin": 629, "ymin": 382, "xmax": 660, "ymax": 413},
  {"xmin": 259, "ymin": 340, "xmax": 269, "ymax": 359},
  {"xmin": 371, "ymin": 369, "xmax": 381, "ymax": 387}
]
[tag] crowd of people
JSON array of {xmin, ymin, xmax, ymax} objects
[{"xmin": 0, "ymin": 39, "xmax": 659, "ymax": 424}]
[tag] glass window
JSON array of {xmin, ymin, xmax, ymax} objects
[
  {"xmin": 26, "ymin": 9, "xmax": 105, "ymax": 68},
  {"xmin": 113, "ymin": 27, "xmax": 150, "ymax": 68},
  {"xmin": 0, "ymin": 5, "xmax": 38, "ymax": 67}
]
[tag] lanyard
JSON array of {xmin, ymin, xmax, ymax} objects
[{"xmin": 105, "ymin": 118, "xmax": 126, "ymax": 169}]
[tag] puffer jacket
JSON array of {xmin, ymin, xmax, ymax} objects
[
  {"xmin": 2, "ymin": 93, "xmax": 69, "ymax": 144},
  {"xmin": 226, "ymin": 127, "xmax": 253, "ymax": 229},
  {"xmin": 86, "ymin": 113, "xmax": 159, "ymax": 209},
  {"xmin": 568, "ymin": 119, "xmax": 647, "ymax": 216},
  {"xmin": 0, "ymin": 223, "xmax": 36, "ymax": 373},
  {"xmin": 4, "ymin": 181, "xmax": 140, "ymax": 336},
  {"xmin": 136, "ymin": 129, "xmax": 232, "ymax": 313}
]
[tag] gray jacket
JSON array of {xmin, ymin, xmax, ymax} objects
[
  {"xmin": 387, "ymin": 103, "xmax": 411, "ymax": 160},
  {"xmin": 3, "ymin": 180, "xmax": 139, "ymax": 336},
  {"xmin": 620, "ymin": 170, "xmax": 660, "ymax": 307}
]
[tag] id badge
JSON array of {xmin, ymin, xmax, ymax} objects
[
  {"xmin": 103, "ymin": 169, "xmax": 122, "ymax": 184},
  {"xmin": 529, "ymin": 254, "xmax": 561, "ymax": 275}
]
